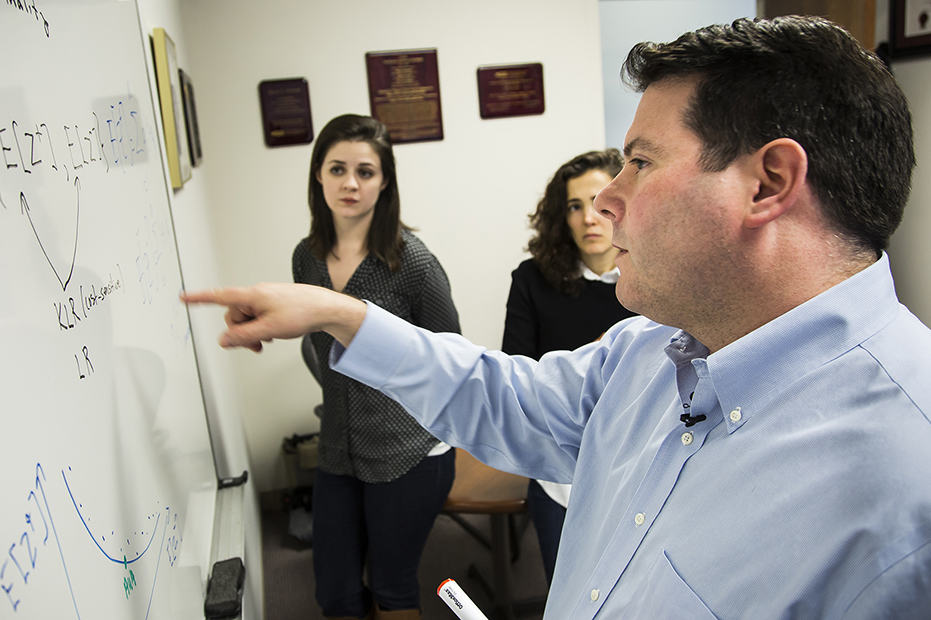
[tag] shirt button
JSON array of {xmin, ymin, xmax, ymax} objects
[
  {"xmin": 681, "ymin": 431, "xmax": 693, "ymax": 446},
  {"xmin": 634, "ymin": 512, "xmax": 645, "ymax": 526},
  {"xmin": 730, "ymin": 407, "xmax": 742, "ymax": 422},
  {"xmin": 591, "ymin": 589, "xmax": 600, "ymax": 601}
]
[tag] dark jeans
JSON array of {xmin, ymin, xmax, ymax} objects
[
  {"xmin": 312, "ymin": 448, "xmax": 456, "ymax": 616},
  {"xmin": 526, "ymin": 479, "xmax": 567, "ymax": 586}
]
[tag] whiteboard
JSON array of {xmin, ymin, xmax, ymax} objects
[{"xmin": 0, "ymin": 1, "xmax": 218, "ymax": 618}]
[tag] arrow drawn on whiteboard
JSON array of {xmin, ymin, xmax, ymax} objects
[{"xmin": 21, "ymin": 176, "xmax": 81, "ymax": 291}]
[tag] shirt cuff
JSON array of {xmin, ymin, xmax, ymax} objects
[{"xmin": 330, "ymin": 301, "xmax": 411, "ymax": 389}]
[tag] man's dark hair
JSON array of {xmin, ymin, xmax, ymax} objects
[{"xmin": 623, "ymin": 16, "xmax": 915, "ymax": 254}]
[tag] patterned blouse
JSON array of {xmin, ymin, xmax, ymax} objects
[{"xmin": 292, "ymin": 230, "xmax": 460, "ymax": 482}]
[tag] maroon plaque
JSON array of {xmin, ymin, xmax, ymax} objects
[
  {"xmin": 365, "ymin": 49, "xmax": 443, "ymax": 144},
  {"xmin": 477, "ymin": 63, "xmax": 545, "ymax": 119},
  {"xmin": 258, "ymin": 78, "xmax": 313, "ymax": 147}
]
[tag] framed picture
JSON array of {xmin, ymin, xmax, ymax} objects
[
  {"xmin": 476, "ymin": 63, "xmax": 545, "ymax": 119},
  {"xmin": 151, "ymin": 27, "xmax": 191, "ymax": 188},
  {"xmin": 179, "ymin": 68, "xmax": 203, "ymax": 166},
  {"xmin": 889, "ymin": 0, "xmax": 931, "ymax": 58},
  {"xmin": 365, "ymin": 49, "xmax": 443, "ymax": 144},
  {"xmin": 258, "ymin": 78, "xmax": 314, "ymax": 147}
]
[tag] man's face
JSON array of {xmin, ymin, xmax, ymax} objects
[{"xmin": 594, "ymin": 78, "xmax": 751, "ymax": 330}]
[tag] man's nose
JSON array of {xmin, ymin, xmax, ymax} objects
[{"xmin": 594, "ymin": 180, "xmax": 623, "ymax": 222}]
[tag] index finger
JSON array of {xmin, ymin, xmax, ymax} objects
[{"xmin": 181, "ymin": 287, "xmax": 249, "ymax": 307}]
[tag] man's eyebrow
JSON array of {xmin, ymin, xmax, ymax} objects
[{"xmin": 623, "ymin": 137, "xmax": 664, "ymax": 159}]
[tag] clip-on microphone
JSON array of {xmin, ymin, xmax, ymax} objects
[{"xmin": 680, "ymin": 412, "xmax": 706, "ymax": 428}]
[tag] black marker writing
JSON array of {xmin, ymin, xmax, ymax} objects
[
  {"xmin": 74, "ymin": 345, "xmax": 93, "ymax": 379},
  {"xmin": 5, "ymin": 0, "xmax": 51, "ymax": 38},
  {"xmin": 20, "ymin": 177, "xmax": 80, "ymax": 291}
]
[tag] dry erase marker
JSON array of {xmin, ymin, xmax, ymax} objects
[{"xmin": 437, "ymin": 578, "xmax": 489, "ymax": 620}]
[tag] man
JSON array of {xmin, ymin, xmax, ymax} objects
[{"xmin": 186, "ymin": 16, "xmax": 931, "ymax": 619}]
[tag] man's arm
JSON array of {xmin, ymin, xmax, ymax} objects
[
  {"xmin": 181, "ymin": 283, "xmax": 366, "ymax": 352},
  {"xmin": 185, "ymin": 282, "xmax": 594, "ymax": 481}
]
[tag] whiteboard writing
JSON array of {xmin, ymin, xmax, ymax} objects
[
  {"xmin": 0, "ymin": 103, "xmax": 162, "ymax": 385},
  {"xmin": 0, "ymin": 463, "xmax": 78, "ymax": 618},
  {"xmin": 0, "ymin": 463, "xmax": 184, "ymax": 618},
  {"xmin": 135, "ymin": 201, "xmax": 168, "ymax": 307},
  {"xmin": 20, "ymin": 179, "xmax": 80, "ymax": 291},
  {"xmin": 62, "ymin": 468, "xmax": 164, "ymax": 566},
  {"xmin": 52, "ymin": 270, "xmax": 125, "ymax": 331},
  {"xmin": 1, "ymin": 103, "xmax": 148, "ymax": 299},
  {"xmin": 0, "ymin": 103, "xmax": 147, "ymax": 184},
  {"xmin": 3, "ymin": 0, "xmax": 50, "ymax": 39}
]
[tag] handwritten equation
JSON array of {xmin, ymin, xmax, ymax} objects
[
  {"xmin": 1, "ymin": 463, "xmax": 184, "ymax": 618},
  {"xmin": 0, "ymin": 465, "xmax": 54, "ymax": 615},
  {"xmin": 1, "ymin": 101, "xmax": 146, "ymax": 182},
  {"xmin": 0, "ymin": 98, "xmax": 189, "ymax": 382},
  {"xmin": 1, "ymin": 101, "xmax": 146, "ymax": 298}
]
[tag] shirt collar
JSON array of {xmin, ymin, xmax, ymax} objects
[
  {"xmin": 679, "ymin": 254, "xmax": 900, "ymax": 432},
  {"xmin": 580, "ymin": 263, "xmax": 619, "ymax": 283}
]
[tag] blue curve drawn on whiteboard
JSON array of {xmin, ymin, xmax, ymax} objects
[{"xmin": 61, "ymin": 469, "xmax": 160, "ymax": 565}]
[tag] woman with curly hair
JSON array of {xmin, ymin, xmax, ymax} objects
[{"xmin": 501, "ymin": 149, "xmax": 636, "ymax": 586}]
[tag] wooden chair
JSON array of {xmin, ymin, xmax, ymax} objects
[{"xmin": 442, "ymin": 449, "xmax": 546, "ymax": 620}]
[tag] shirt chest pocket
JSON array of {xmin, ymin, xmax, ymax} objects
[{"xmin": 620, "ymin": 550, "xmax": 718, "ymax": 619}]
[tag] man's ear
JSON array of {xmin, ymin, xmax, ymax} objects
[{"xmin": 744, "ymin": 138, "xmax": 808, "ymax": 229}]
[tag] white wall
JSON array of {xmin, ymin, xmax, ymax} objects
[
  {"xmin": 177, "ymin": 0, "xmax": 608, "ymax": 494},
  {"xmin": 888, "ymin": 56, "xmax": 931, "ymax": 325},
  {"xmin": 599, "ymin": 0, "xmax": 757, "ymax": 150}
]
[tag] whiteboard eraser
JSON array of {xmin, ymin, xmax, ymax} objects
[{"xmin": 204, "ymin": 557, "xmax": 245, "ymax": 618}]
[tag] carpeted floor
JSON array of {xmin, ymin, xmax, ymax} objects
[{"xmin": 261, "ymin": 505, "xmax": 548, "ymax": 619}]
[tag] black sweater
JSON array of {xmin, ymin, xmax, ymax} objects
[{"xmin": 502, "ymin": 259, "xmax": 636, "ymax": 359}]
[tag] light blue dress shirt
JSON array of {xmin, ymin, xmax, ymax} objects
[{"xmin": 332, "ymin": 254, "xmax": 931, "ymax": 619}]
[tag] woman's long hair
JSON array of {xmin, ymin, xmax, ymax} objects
[
  {"xmin": 307, "ymin": 114, "xmax": 409, "ymax": 271},
  {"xmin": 527, "ymin": 149, "xmax": 623, "ymax": 295}
]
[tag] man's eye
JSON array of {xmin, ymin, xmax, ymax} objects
[{"xmin": 628, "ymin": 158, "xmax": 648, "ymax": 171}]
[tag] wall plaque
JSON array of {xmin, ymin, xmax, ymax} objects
[
  {"xmin": 477, "ymin": 63, "xmax": 544, "ymax": 119},
  {"xmin": 365, "ymin": 49, "xmax": 443, "ymax": 143},
  {"xmin": 258, "ymin": 78, "xmax": 313, "ymax": 147}
]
